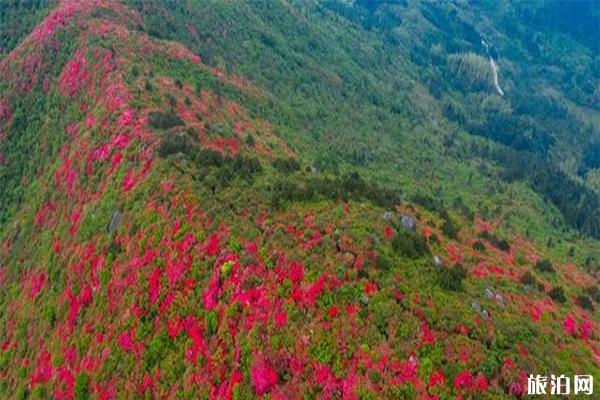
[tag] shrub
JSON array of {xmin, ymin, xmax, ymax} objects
[
  {"xmin": 535, "ymin": 259, "xmax": 555, "ymax": 273},
  {"xmin": 144, "ymin": 334, "xmax": 169, "ymax": 370},
  {"xmin": 231, "ymin": 156, "xmax": 262, "ymax": 181},
  {"xmin": 584, "ymin": 257, "xmax": 600, "ymax": 276},
  {"xmin": 392, "ymin": 230, "xmax": 429, "ymax": 259},
  {"xmin": 371, "ymin": 296, "xmax": 397, "ymax": 338},
  {"xmin": 148, "ymin": 110, "xmax": 184, "ymax": 130},
  {"xmin": 438, "ymin": 263, "xmax": 468, "ymax": 291},
  {"xmin": 575, "ymin": 295, "xmax": 594, "ymax": 311},
  {"xmin": 193, "ymin": 149, "xmax": 224, "ymax": 167},
  {"xmin": 272, "ymin": 157, "xmax": 301, "ymax": 174},
  {"xmin": 206, "ymin": 311, "xmax": 219, "ymax": 336},
  {"xmin": 479, "ymin": 230, "xmax": 510, "ymax": 251},
  {"xmin": 411, "ymin": 194, "xmax": 443, "ymax": 213},
  {"xmin": 376, "ymin": 253, "xmax": 392, "ymax": 271},
  {"xmin": 441, "ymin": 218, "xmax": 459, "ymax": 239},
  {"xmin": 270, "ymin": 179, "xmax": 298, "ymax": 207},
  {"xmin": 447, "ymin": 52, "xmax": 494, "ymax": 89},
  {"xmin": 585, "ymin": 285, "xmax": 600, "ymax": 303},
  {"xmin": 310, "ymin": 338, "xmax": 335, "ymax": 365},
  {"xmin": 495, "ymin": 238, "xmax": 510, "ymax": 252},
  {"xmin": 207, "ymin": 155, "xmax": 262, "ymax": 185},
  {"xmin": 548, "ymin": 286, "xmax": 566, "ymax": 303},
  {"xmin": 472, "ymin": 240, "xmax": 486, "ymax": 252},
  {"xmin": 74, "ymin": 373, "xmax": 90, "ymax": 400},
  {"xmin": 158, "ymin": 134, "xmax": 191, "ymax": 157},
  {"xmin": 166, "ymin": 93, "xmax": 177, "ymax": 106},
  {"xmin": 520, "ymin": 271, "xmax": 538, "ymax": 287},
  {"xmin": 269, "ymin": 172, "xmax": 402, "ymax": 209}
]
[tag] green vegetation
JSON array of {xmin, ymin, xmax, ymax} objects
[
  {"xmin": 575, "ymin": 295, "xmax": 594, "ymax": 311},
  {"xmin": 271, "ymin": 157, "xmax": 301, "ymax": 174},
  {"xmin": 535, "ymin": 259, "xmax": 556, "ymax": 274},
  {"xmin": 0, "ymin": 1, "xmax": 55, "ymax": 56},
  {"xmin": 269, "ymin": 171, "xmax": 402, "ymax": 209},
  {"xmin": 392, "ymin": 230, "xmax": 429, "ymax": 259},
  {"xmin": 548, "ymin": 286, "xmax": 566, "ymax": 304},
  {"xmin": 479, "ymin": 230, "xmax": 510, "ymax": 252},
  {"xmin": 148, "ymin": 110, "xmax": 184, "ymax": 130},
  {"xmin": 74, "ymin": 373, "xmax": 89, "ymax": 400},
  {"xmin": 437, "ymin": 263, "xmax": 468, "ymax": 291}
]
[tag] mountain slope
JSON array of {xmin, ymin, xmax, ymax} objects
[
  {"xmin": 0, "ymin": 1, "xmax": 598, "ymax": 399},
  {"xmin": 126, "ymin": 0, "xmax": 600, "ymax": 239}
]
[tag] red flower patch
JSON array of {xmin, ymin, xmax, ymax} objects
[
  {"xmin": 59, "ymin": 50, "xmax": 91, "ymax": 98},
  {"xmin": 364, "ymin": 282, "xmax": 378, "ymax": 296},
  {"xmin": 30, "ymin": 349, "xmax": 53, "ymax": 387},
  {"xmin": 429, "ymin": 369, "xmax": 445, "ymax": 389},
  {"xmin": 166, "ymin": 317, "xmax": 183, "ymax": 339},
  {"xmin": 29, "ymin": 271, "xmax": 47, "ymax": 300},
  {"xmin": 251, "ymin": 357, "xmax": 278, "ymax": 395},
  {"xmin": 148, "ymin": 266, "xmax": 161, "ymax": 304},
  {"xmin": 420, "ymin": 321, "xmax": 435, "ymax": 346},
  {"xmin": 122, "ymin": 169, "xmax": 135, "ymax": 192},
  {"xmin": 117, "ymin": 329, "xmax": 136, "ymax": 353},
  {"xmin": 274, "ymin": 311, "xmax": 287, "ymax": 327},
  {"xmin": 384, "ymin": 225, "xmax": 395, "ymax": 240}
]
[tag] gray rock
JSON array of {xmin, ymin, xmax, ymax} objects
[
  {"xmin": 484, "ymin": 287, "xmax": 494, "ymax": 299},
  {"xmin": 383, "ymin": 211, "xmax": 394, "ymax": 222},
  {"xmin": 400, "ymin": 215, "xmax": 417, "ymax": 231},
  {"xmin": 471, "ymin": 301, "xmax": 489, "ymax": 317},
  {"xmin": 495, "ymin": 293, "xmax": 506, "ymax": 308},
  {"xmin": 484, "ymin": 287, "xmax": 506, "ymax": 308},
  {"xmin": 108, "ymin": 210, "xmax": 122, "ymax": 233}
]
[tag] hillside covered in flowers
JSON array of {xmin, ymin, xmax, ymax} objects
[{"xmin": 0, "ymin": 1, "xmax": 598, "ymax": 399}]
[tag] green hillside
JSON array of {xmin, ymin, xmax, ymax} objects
[{"xmin": 0, "ymin": 1, "xmax": 598, "ymax": 399}]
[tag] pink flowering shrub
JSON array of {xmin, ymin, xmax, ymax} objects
[
  {"xmin": 251, "ymin": 356, "xmax": 278, "ymax": 395},
  {"xmin": 59, "ymin": 51, "xmax": 91, "ymax": 97}
]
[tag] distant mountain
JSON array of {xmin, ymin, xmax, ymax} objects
[{"xmin": 0, "ymin": 1, "xmax": 598, "ymax": 399}]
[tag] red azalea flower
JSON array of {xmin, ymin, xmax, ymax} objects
[
  {"xmin": 384, "ymin": 225, "xmax": 395, "ymax": 240},
  {"xmin": 251, "ymin": 357, "xmax": 278, "ymax": 395},
  {"xmin": 328, "ymin": 305, "xmax": 340, "ymax": 318},
  {"xmin": 274, "ymin": 311, "xmax": 287, "ymax": 327},
  {"xmin": 563, "ymin": 314, "xmax": 578, "ymax": 337},
  {"xmin": 364, "ymin": 282, "xmax": 377, "ymax": 296},
  {"xmin": 429, "ymin": 369, "xmax": 445, "ymax": 388}
]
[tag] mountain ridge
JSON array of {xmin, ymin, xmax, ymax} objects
[{"xmin": 0, "ymin": 1, "xmax": 598, "ymax": 399}]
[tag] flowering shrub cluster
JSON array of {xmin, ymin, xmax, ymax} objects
[{"xmin": 0, "ymin": 2, "xmax": 597, "ymax": 400}]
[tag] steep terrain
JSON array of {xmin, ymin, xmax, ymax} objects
[{"xmin": 0, "ymin": 1, "xmax": 598, "ymax": 399}]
